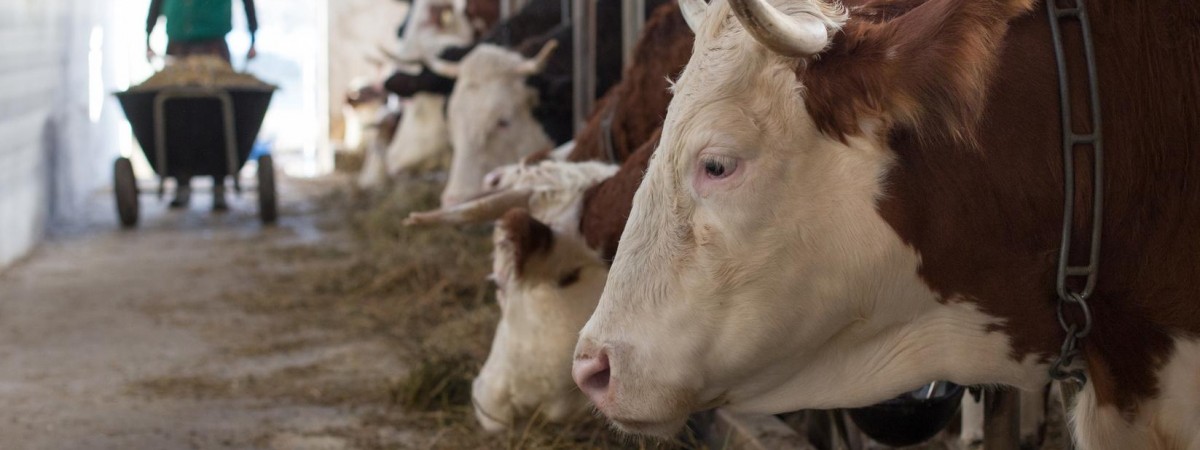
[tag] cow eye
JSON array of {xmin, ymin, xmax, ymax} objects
[
  {"xmin": 557, "ymin": 268, "xmax": 582, "ymax": 288},
  {"xmin": 496, "ymin": 118, "xmax": 511, "ymax": 129},
  {"xmin": 700, "ymin": 155, "xmax": 737, "ymax": 179}
]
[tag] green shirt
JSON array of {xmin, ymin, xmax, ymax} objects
[{"xmin": 147, "ymin": 0, "xmax": 258, "ymax": 43}]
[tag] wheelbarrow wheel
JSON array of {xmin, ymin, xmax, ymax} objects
[
  {"xmin": 257, "ymin": 154, "xmax": 278, "ymax": 224},
  {"xmin": 113, "ymin": 157, "xmax": 139, "ymax": 228}
]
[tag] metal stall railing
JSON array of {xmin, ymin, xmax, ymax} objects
[
  {"xmin": 573, "ymin": 1, "xmax": 646, "ymax": 133},
  {"xmin": 621, "ymin": 0, "xmax": 645, "ymax": 68},
  {"xmin": 572, "ymin": 1, "xmax": 597, "ymax": 132}
]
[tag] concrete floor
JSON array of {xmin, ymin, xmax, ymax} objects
[{"xmin": 0, "ymin": 180, "xmax": 405, "ymax": 450}]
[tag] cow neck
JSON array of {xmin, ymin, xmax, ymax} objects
[{"xmin": 876, "ymin": 0, "xmax": 1200, "ymax": 414}]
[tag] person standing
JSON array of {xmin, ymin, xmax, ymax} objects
[{"xmin": 146, "ymin": 0, "xmax": 259, "ymax": 210}]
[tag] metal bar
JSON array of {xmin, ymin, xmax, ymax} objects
[
  {"xmin": 984, "ymin": 389, "xmax": 1021, "ymax": 450},
  {"xmin": 572, "ymin": 0, "xmax": 597, "ymax": 133},
  {"xmin": 621, "ymin": 0, "xmax": 645, "ymax": 68},
  {"xmin": 1050, "ymin": 0, "xmax": 1104, "ymax": 302},
  {"xmin": 152, "ymin": 88, "xmax": 243, "ymax": 197},
  {"xmin": 152, "ymin": 92, "xmax": 170, "ymax": 200},
  {"xmin": 216, "ymin": 90, "xmax": 241, "ymax": 194}
]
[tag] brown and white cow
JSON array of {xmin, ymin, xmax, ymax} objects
[
  {"xmin": 403, "ymin": 159, "xmax": 617, "ymax": 431},
  {"xmin": 405, "ymin": 2, "xmax": 700, "ymax": 431},
  {"xmin": 572, "ymin": 0, "xmax": 1200, "ymax": 447}
]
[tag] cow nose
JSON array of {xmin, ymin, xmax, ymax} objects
[
  {"xmin": 483, "ymin": 171, "xmax": 503, "ymax": 189},
  {"xmin": 572, "ymin": 345, "xmax": 611, "ymax": 407}
]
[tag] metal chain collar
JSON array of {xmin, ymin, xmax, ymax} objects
[{"xmin": 1047, "ymin": 0, "xmax": 1104, "ymax": 388}]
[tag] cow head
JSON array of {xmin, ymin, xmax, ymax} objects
[
  {"xmin": 404, "ymin": 159, "xmax": 618, "ymax": 431},
  {"xmin": 473, "ymin": 208, "xmax": 609, "ymax": 431},
  {"xmin": 573, "ymin": 0, "xmax": 1040, "ymax": 437},
  {"xmin": 433, "ymin": 41, "xmax": 560, "ymax": 206}
]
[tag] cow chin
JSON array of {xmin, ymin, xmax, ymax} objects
[
  {"xmin": 608, "ymin": 416, "xmax": 691, "ymax": 439},
  {"xmin": 576, "ymin": 312, "xmax": 715, "ymax": 439}
]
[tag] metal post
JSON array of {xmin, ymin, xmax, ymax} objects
[
  {"xmin": 984, "ymin": 389, "xmax": 1021, "ymax": 450},
  {"xmin": 500, "ymin": 0, "xmax": 528, "ymax": 19},
  {"xmin": 621, "ymin": 0, "xmax": 645, "ymax": 68},
  {"xmin": 572, "ymin": 0, "xmax": 597, "ymax": 132}
]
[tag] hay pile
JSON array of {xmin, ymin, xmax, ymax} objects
[
  {"xmin": 131, "ymin": 55, "xmax": 274, "ymax": 91},
  {"xmin": 233, "ymin": 177, "xmax": 701, "ymax": 449}
]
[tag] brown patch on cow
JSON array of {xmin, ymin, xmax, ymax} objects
[
  {"xmin": 498, "ymin": 208, "xmax": 555, "ymax": 277},
  {"xmin": 520, "ymin": 147, "xmax": 555, "ymax": 166},
  {"xmin": 465, "ymin": 0, "xmax": 501, "ymax": 37},
  {"xmin": 567, "ymin": 2, "xmax": 694, "ymax": 164},
  {"xmin": 580, "ymin": 129, "xmax": 661, "ymax": 264},
  {"xmin": 870, "ymin": 0, "xmax": 1200, "ymax": 416},
  {"xmin": 803, "ymin": 0, "xmax": 1035, "ymax": 145}
]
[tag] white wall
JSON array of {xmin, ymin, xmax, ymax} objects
[{"xmin": 0, "ymin": 0, "xmax": 121, "ymax": 269}]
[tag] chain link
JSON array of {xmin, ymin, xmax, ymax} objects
[{"xmin": 1047, "ymin": 0, "xmax": 1103, "ymax": 389}]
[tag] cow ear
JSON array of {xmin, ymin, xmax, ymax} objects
[
  {"xmin": 801, "ymin": 0, "xmax": 1035, "ymax": 143},
  {"xmin": 496, "ymin": 208, "xmax": 555, "ymax": 278}
]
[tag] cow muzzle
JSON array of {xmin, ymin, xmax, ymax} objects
[{"xmin": 571, "ymin": 339, "xmax": 613, "ymax": 410}]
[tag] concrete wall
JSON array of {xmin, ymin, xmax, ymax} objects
[{"xmin": 0, "ymin": 0, "xmax": 120, "ymax": 269}]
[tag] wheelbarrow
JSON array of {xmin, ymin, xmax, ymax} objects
[{"xmin": 114, "ymin": 84, "xmax": 276, "ymax": 227}]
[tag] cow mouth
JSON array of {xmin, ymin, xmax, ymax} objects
[{"xmin": 607, "ymin": 416, "xmax": 688, "ymax": 438}]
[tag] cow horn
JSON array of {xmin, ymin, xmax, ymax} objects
[
  {"xmin": 726, "ymin": 0, "xmax": 844, "ymax": 57},
  {"xmin": 403, "ymin": 189, "xmax": 532, "ymax": 226},
  {"xmin": 519, "ymin": 39, "xmax": 559, "ymax": 75},
  {"xmin": 679, "ymin": 0, "xmax": 708, "ymax": 33}
]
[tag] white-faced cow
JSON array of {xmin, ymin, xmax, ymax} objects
[
  {"xmin": 573, "ymin": 0, "xmax": 1200, "ymax": 447},
  {"xmin": 430, "ymin": 0, "xmax": 675, "ymax": 206},
  {"xmin": 430, "ymin": 40, "xmax": 563, "ymax": 206},
  {"xmin": 404, "ymin": 159, "xmax": 617, "ymax": 430},
  {"xmin": 380, "ymin": 0, "xmax": 568, "ymax": 179}
]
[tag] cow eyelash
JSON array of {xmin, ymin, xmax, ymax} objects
[{"xmin": 700, "ymin": 154, "xmax": 738, "ymax": 179}]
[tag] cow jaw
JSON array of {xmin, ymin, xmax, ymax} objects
[
  {"xmin": 442, "ymin": 45, "xmax": 554, "ymax": 206},
  {"xmin": 574, "ymin": 0, "xmax": 1043, "ymax": 436}
]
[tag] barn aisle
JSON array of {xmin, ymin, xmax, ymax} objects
[{"xmin": 0, "ymin": 179, "xmax": 413, "ymax": 450}]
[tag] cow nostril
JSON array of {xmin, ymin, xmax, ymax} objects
[
  {"xmin": 573, "ymin": 349, "xmax": 612, "ymax": 404},
  {"xmin": 585, "ymin": 366, "xmax": 610, "ymax": 392}
]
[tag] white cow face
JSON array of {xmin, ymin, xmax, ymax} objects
[
  {"xmin": 472, "ymin": 209, "xmax": 609, "ymax": 432},
  {"xmin": 572, "ymin": 0, "xmax": 1038, "ymax": 438},
  {"xmin": 438, "ymin": 43, "xmax": 559, "ymax": 206}
]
